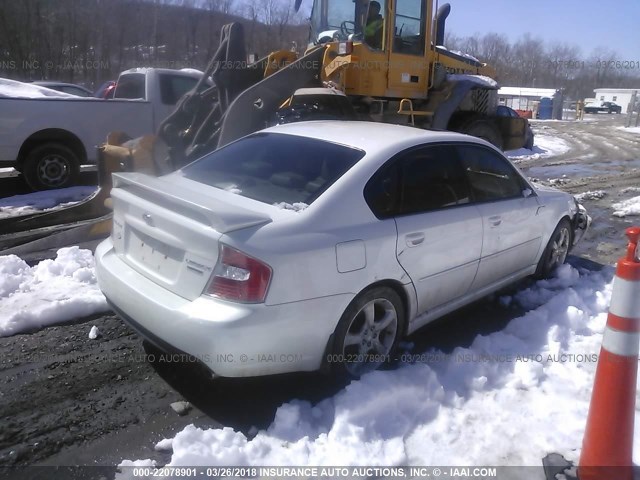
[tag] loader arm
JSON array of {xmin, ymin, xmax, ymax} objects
[
  {"xmin": 158, "ymin": 23, "xmax": 324, "ymax": 169},
  {"xmin": 217, "ymin": 47, "xmax": 325, "ymax": 148}
]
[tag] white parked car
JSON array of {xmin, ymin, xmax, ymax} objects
[{"xmin": 95, "ymin": 121, "xmax": 590, "ymax": 378}]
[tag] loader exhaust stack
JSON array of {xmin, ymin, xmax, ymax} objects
[{"xmin": 433, "ymin": 3, "xmax": 451, "ymax": 47}]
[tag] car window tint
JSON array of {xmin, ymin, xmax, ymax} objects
[
  {"xmin": 114, "ymin": 73, "xmax": 146, "ymax": 99},
  {"xmin": 364, "ymin": 163, "xmax": 399, "ymax": 218},
  {"xmin": 456, "ymin": 145, "xmax": 523, "ymax": 201},
  {"xmin": 159, "ymin": 74, "xmax": 198, "ymax": 105},
  {"xmin": 398, "ymin": 146, "xmax": 471, "ymax": 215},
  {"xmin": 181, "ymin": 133, "xmax": 365, "ymax": 206},
  {"xmin": 62, "ymin": 86, "xmax": 89, "ymax": 96}
]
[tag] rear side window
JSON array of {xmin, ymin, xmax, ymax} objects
[
  {"xmin": 365, "ymin": 145, "xmax": 471, "ymax": 218},
  {"xmin": 114, "ymin": 73, "xmax": 145, "ymax": 99},
  {"xmin": 159, "ymin": 74, "xmax": 198, "ymax": 105},
  {"xmin": 456, "ymin": 145, "xmax": 524, "ymax": 201},
  {"xmin": 182, "ymin": 133, "xmax": 365, "ymax": 206},
  {"xmin": 398, "ymin": 146, "xmax": 470, "ymax": 214},
  {"xmin": 63, "ymin": 86, "xmax": 90, "ymax": 97}
]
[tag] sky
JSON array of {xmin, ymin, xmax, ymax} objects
[{"xmin": 443, "ymin": 0, "xmax": 640, "ymax": 59}]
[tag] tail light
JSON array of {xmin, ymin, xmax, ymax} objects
[{"xmin": 206, "ymin": 244, "xmax": 272, "ymax": 303}]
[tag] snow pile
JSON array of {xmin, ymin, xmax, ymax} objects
[
  {"xmin": 121, "ymin": 264, "xmax": 633, "ymax": 470},
  {"xmin": 617, "ymin": 126, "xmax": 640, "ymax": 134},
  {"xmin": 612, "ymin": 196, "xmax": 640, "ymax": 217},
  {"xmin": 574, "ymin": 191, "xmax": 606, "ymax": 202},
  {"xmin": 507, "ymin": 134, "xmax": 571, "ymax": 161},
  {"xmin": 155, "ymin": 439, "xmax": 174, "ymax": 452},
  {"xmin": 274, "ymin": 202, "xmax": 309, "ymax": 212},
  {"xmin": 0, "ymin": 247, "xmax": 108, "ymax": 337},
  {"xmin": 0, "ymin": 186, "xmax": 98, "ymax": 219},
  {"xmin": 548, "ymin": 177, "xmax": 571, "ymax": 187},
  {"xmin": 89, "ymin": 325, "xmax": 100, "ymax": 339},
  {"xmin": 448, "ymin": 74, "xmax": 497, "ymax": 89},
  {"xmin": 0, "ymin": 78, "xmax": 77, "ymax": 98},
  {"xmin": 224, "ymin": 185, "xmax": 242, "ymax": 195}
]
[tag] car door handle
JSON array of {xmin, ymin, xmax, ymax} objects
[
  {"xmin": 488, "ymin": 215, "xmax": 502, "ymax": 227},
  {"xmin": 405, "ymin": 233, "xmax": 425, "ymax": 247}
]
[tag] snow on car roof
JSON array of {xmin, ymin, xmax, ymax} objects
[
  {"xmin": 265, "ymin": 121, "xmax": 480, "ymax": 153},
  {"xmin": 0, "ymin": 78, "xmax": 77, "ymax": 98}
]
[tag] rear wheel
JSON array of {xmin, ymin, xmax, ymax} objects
[
  {"xmin": 331, "ymin": 286, "xmax": 405, "ymax": 378},
  {"xmin": 535, "ymin": 219, "xmax": 572, "ymax": 279},
  {"xmin": 460, "ymin": 117, "xmax": 504, "ymax": 150},
  {"xmin": 22, "ymin": 143, "xmax": 80, "ymax": 191}
]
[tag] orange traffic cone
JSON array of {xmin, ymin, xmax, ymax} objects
[{"xmin": 579, "ymin": 227, "xmax": 640, "ymax": 480}]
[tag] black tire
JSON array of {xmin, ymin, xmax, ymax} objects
[
  {"xmin": 524, "ymin": 131, "xmax": 534, "ymax": 150},
  {"xmin": 460, "ymin": 118, "xmax": 504, "ymax": 150},
  {"xmin": 22, "ymin": 142, "xmax": 80, "ymax": 191},
  {"xmin": 534, "ymin": 219, "xmax": 572, "ymax": 279},
  {"xmin": 330, "ymin": 286, "xmax": 405, "ymax": 379}
]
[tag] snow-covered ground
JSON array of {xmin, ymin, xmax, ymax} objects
[
  {"xmin": 0, "ymin": 186, "xmax": 97, "ymax": 219},
  {"xmin": 618, "ymin": 126, "xmax": 640, "ymax": 135},
  {"xmin": 506, "ymin": 134, "xmax": 571, "ymax": 161},
  {"xmin": 118, "ymin": 264, "xmax": 638, "ymax": 476},
  {"xmin": 0, "ymin": 247, "xmax": 108, "ymax": 337},
  {"xmin": 613, "ymin": 196, "xmax": 640, "ymax": 217},
  {"xmin": 574, "ymin": 190, "xmax": 606, "ymax": 202}
]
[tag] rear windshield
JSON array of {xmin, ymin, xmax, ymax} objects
[
  {"xmin": 182, "ymin": 132, "xmax": 365, "ymax": 206},
  {"xmin": 114, "ymin": 73, "xmax": 145, "ymax": 99},
  {"xmin": 159, "ymin": 74, "xmax": 198, "ymax": 105}
]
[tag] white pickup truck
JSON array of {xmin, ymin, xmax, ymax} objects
[{"xmin": 0, "ymin": 68, "xmax": 203, "ymax": 190}]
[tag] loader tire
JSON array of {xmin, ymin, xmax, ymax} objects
[
  {"xmin": 23, "ymin": 143, "xmax": 80, "ymax": 191},
  {"xmin": 460, "ymin": 117, "xmax": 504, "ymax": 150}
]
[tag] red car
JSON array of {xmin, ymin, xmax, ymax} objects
[{"xmin": 95, "ymin": 80, "xmax": 116, "ymax": 99}]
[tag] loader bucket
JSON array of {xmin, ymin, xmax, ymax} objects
[{"xmin": 0, "ymin": 135, "xmax": 158, "ymax": 254}]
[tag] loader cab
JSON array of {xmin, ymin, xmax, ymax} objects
[
  {"xmin": 310, "ymin": 0, "xmax": 432, "ymax": 97},
  {"xmin": 310, "ymin": 0, "xmax": 395, "ymax": 50},
  {"xmin": 310, "ymin": 0, "xmax": 430, "ymax": 51}
]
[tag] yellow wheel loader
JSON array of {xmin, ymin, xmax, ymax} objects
[
  {"xmin": 0, "ymin": 0, "xmax": 528, "ymax": 255},
  {"xmin": 157, "ymin": 0, "xmax": 528, "ymax": 171}
]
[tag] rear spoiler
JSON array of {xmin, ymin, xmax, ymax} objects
[{"xmin": 111, "ymin": 172, "xmax": 273, "ymax": 233}]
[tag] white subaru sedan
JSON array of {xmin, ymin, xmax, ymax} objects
[{"xmin": 95, "ymin": 121, "xmax": 590, "ymax": 378}]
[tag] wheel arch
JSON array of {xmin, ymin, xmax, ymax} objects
[
  {"xmin": 559, "ymin": 214, "xmax": 574, "ymax": 247},
  {"xmin": 17, "ymin": 129, "xmax": 86, "ymax": 170},
  {"xmin": 320, "ymin": 278, "xmax": 415, "ymax": 376},
  {"xmin": 353, "ymin": 279, "xmax": 414, "ymax": 337}
]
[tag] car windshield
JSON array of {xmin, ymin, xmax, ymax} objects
[
  {"xmin": 181, "ymin": 132, "xmax": 365, "ymax": 206},
  {"xmin": 311, "ymin": 0, "xmax": 367, "ymax": 38}
]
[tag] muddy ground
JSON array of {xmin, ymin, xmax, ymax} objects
[
  {"xmin": 0, "ymin": 113, "xmax": 639, "ymax": 471},
  {"xmin": 517, "ymin": 115, "xmax": 640, "ymax": 265}
]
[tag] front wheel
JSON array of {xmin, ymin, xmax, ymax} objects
[
  {"xmin": 460, "ymin": 118, "xmax": 504, "ymax": 150},
  {"xmin": 22, "ymin": 143, "xmax": 80, "ymax": 191},
  {"xmin": 535, "ymin": 219, "xmax": 572, "ymax": 279},
  {"xmin": 331, "ymin": 287, "xmax": 405, "ymax": 378}
]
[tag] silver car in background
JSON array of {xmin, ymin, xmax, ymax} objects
[{"xmin": 95, "ymin": 121, "xmax": 590, "ymax": 378}]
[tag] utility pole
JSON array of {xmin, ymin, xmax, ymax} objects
[{"xmin": 627, "ymin": 90, "xmax": 637, "ymax": 128}]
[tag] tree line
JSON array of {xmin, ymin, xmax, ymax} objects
[
  {"xmin": 445, "ymin": 32, "xmax": 640, "ymax": 100},
  {"xmin": 0, "ymin": 0, "xmax": 637, "ymax": 101},
  {"xmin": 0, "ymin": 0, "xmax": 308, "ymax": 89}
]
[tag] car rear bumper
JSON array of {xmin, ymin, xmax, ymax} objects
[{"xmin": 95, "ymin": 238, "xmax": 351, "ymax": 377}]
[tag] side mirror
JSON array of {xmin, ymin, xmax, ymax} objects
[{"xmin": 522, "ymin": 188, "xmax": 533, "ymax": 198}]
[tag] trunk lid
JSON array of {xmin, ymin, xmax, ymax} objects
[{"xmin": 110, "ymin": 172, "xmax": 273, "ymax": 300}]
